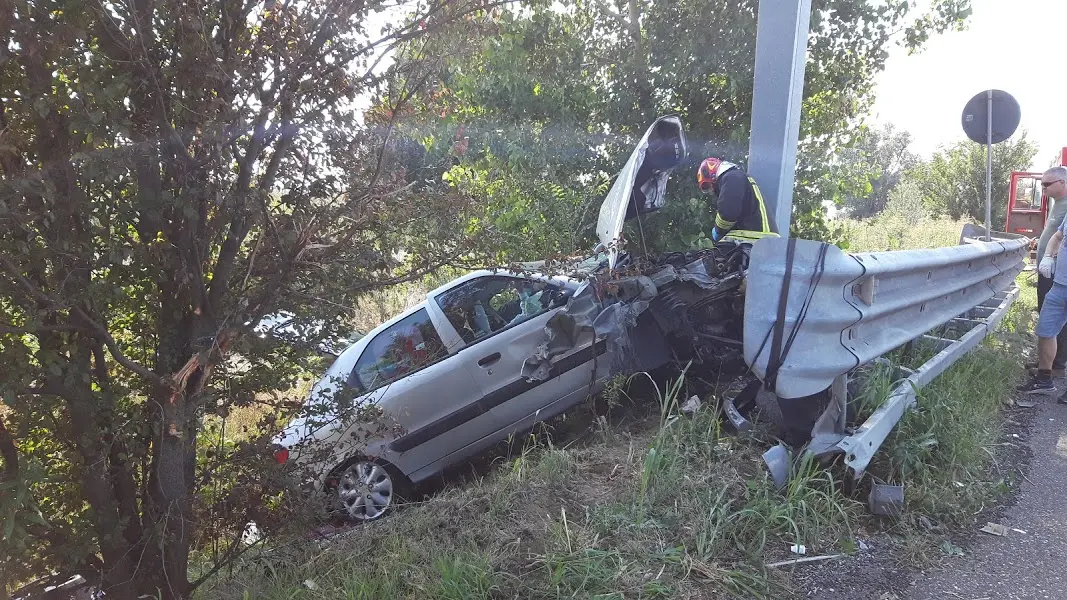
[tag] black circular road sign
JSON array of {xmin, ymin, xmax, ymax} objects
[{"xmin": 961, "ymin": 90, "xmax": 1021, "ymax": 144}]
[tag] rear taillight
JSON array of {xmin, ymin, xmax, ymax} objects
[{"xmin": 273, "ymin": 447, "xmax": 289, "ymax": 465}]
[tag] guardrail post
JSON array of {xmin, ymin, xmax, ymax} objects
[{"xmin": 807, "ymin": 373, "xmax": 848, "ymax": 456}]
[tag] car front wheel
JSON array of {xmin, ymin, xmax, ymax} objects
[{"xmin": 334, "ymin": 460, "xmax": 407, "ymax": 522}]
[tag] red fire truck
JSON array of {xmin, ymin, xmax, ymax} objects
[{"xmin": 1005, "ymin": 148, "xmax": 1067, "ymax": 260}]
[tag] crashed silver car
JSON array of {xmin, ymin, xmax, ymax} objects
[{"xmin": 274, "ymin": 115, "xmax": 756, "ymax": 521}]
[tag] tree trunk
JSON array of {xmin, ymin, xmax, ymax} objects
[
  {"xmin": 66, "ymin": 389, "xmax": 139, "ymax": 599},
  {"xmin": 142, "ymin": 287, "xmax": 203, "ymax": 600}
]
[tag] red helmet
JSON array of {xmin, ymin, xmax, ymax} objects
[{"xmin": 697, "ymin": 157, "xmax": 722, "ymax": 193}]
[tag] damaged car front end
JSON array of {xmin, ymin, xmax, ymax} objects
[{"xmin": 522, "ymin": 115, "xmax": 756, "ymax": 399}]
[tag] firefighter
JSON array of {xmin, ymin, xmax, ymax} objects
[{"xmin": 696, "ymin": 157, "xmax": 777, "ymax": 242}]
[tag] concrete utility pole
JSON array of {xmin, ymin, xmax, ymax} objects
[{"xmin": 746, "ymin": 0, "xmax": 813, "ymax": 238}]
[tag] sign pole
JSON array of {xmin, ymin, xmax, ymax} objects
[
  {"xmin": 961, "ymin": 89, "xmax": 1019, "ymax": 243},
  {"xmin": 985, "ymin": 90, "xmax": 993, "ymax": 242}
]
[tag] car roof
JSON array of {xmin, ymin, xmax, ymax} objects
[
  {"xmin": 427, "ymin": 268, "xmax": 582, "ymax": 299},
  {"xmin": 333, "ymin": 268, "xmax": 586, "ymax": 361}
]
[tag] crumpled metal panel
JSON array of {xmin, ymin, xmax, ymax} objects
[
  {"xmin": 596, "ymin": 115, "xmax": 688, "ymax": 268},
  {"xmin": 521, "ymin": 246, "xmax": 751, "ymax": 384},
  {"xmin": 519, "ymin": 280, "xmax": 656, "ymax": 383},
  {"xmin": 521, "ymin": 284, "xmax": 603, "ymax": 381},
  {"xmin": 743, "ymin": 235, "xmax": 1027, "ymax": 399}
]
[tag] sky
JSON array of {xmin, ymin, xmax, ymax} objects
[{"xmin": 870, "ymin": 0, "xmax": 1067, "ymax": 170}]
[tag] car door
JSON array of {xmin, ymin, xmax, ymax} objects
[
  {"xmin": 433, "ymin": 275, "xmax": 602, "ymax": 430},
  {"xmin": 346, "ymin": 306, "xmax": 503, "ymax": 475}
]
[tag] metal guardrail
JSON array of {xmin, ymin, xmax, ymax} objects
[
  {"xmin": 835, "ymin": 285, "xmax": 1020, "ymax": 476},
  {"xmin": 742, "ymin": 235, "xmax": 1028, "ymax": 399}
]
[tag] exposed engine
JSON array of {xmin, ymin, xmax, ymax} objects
[{"xmin": 522, "ymin": 240, "xmax": 753, "ymax": 385}]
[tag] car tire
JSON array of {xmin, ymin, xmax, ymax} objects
[{"xmin": 327, "ymin": 457, "xmax": 411, "ymax": 523}]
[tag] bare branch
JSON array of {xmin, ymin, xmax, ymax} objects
[
  {"xmin": 0, "ymin": 322, "xmax": 83, "ymax": 336},
  {"xmin": 186, "ymin": 525, "xmax": 265, "ymax": 591}
]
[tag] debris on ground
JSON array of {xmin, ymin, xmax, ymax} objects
[
  {"xmin": 1016, "ymin": 399, "xmax": 1037, "ymax": 408},
  {"xmin": 979, "ymin": 522, "xmax": 1009, "ymax": 536},
  {"xmin": 869, "ymin": 484, "xmax": 905, "ymax": 516},
  {"xmin": 762, "ymin": 444, "xmax": 791, "ymax": 489},
  {"xmin": 680, "ymin": 395, "xmax": 702, "ymax": 416},
  {"xmin": 766, "ymin": 554, "xmax": 843, "ymax": 568},
  {"xmin": 940, "ymin": 540, "xmax": 964, "ymax": 556},
  {"xmin": 790, "ymin": 543, "xmax": 807, "ymax": 555}
]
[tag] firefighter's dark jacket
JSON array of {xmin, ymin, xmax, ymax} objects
[{"xmin": 712, "ymin": 167, "xmax": 774, "ymax": 237}]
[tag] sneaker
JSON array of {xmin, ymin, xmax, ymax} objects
[{"xmin": 1017, "ymin": 375, "xmax": 1057, "ymax": 394}]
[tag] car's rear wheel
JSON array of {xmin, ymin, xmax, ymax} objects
[{"xmin": 333, "ymin": 459, "xmax": 408, "ymax": 522}]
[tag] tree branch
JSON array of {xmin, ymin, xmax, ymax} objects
[
  {"xmin": 0, "ymin": 255, "xmax": 165, "ymax": 386},
  {"xmin": 0, "ymin": 322, "xmax": 83, "ymax": 336},
  {"xmin": 0, "ymin": 416, "xmax": 18, "ymax": 482}
]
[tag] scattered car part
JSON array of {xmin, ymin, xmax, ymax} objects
[
  {"xmin": 869, "ymin": 484, "xmax": 905, "ymax": 517},
  {"xmin": 762, "ymin": 443, "xmax": 791, "ymax": 490}
]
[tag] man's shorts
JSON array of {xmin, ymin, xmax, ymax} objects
[{"xmin": 1037, "ymin": 283, "xmax": 1067, "ymax": 338}]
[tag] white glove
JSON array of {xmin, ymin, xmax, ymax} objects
[{"xmin": 1039, "ymin": 256, "xmax": 1055, "ymax": 278}]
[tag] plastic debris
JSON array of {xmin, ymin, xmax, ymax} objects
[
  {"xmin": 790, "ymin": 544, "xmax": 807, "ymax": 555},
  {"xmin": 979, "ymin": 522, "xmax": 1009, "ymax": 536},
  {"xmin": 1016, "ymin": 399, "xmax": 1037, "ymax": 408},
  {"xmin": 859, "ymin": 540, "xmax": 871, "ymax": 551},
  {"xmin": 680, "ymin": 395, "xmax": 702, "ymax": 416},
  {"xmin": 940, "ymin": 540, "xmax": 964, "ymax": 556},
  {"xmin": 303, "ymin": 580, "xmax": 318, "ymax": 590},
  {"xmin": 1012, "ymin": 528, "xmax": 1027, "ymax": 535},
  {"xmin": 762, "ymin": 444, "xmax": 790, "ymax": 490}
]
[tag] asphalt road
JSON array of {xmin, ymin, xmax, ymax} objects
[{"xmin": 907, "ymin": 394, "xmax": 1067, "ymax": 600}]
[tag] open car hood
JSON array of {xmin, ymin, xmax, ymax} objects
[{"xmin": 596, "ymin": 115, "xmax": 688, "ymax": 268}]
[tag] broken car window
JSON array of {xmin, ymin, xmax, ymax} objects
[
  {"xmin": 436, "ymin": 276, "xmax": 557, "ymax": 344},
  {"xmin": 351, "ymin": 308, "xmax": 447, "ymax": 393}
]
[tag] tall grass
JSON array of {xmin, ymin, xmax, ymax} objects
[
  {"xmin": 198, "ymin": 366, "xmax": 861, "ymax": 600},
  {"xmin": 833, "ymin": 187, "xmax": 972, "ymax": 253},
  {"xmin": 834, "ymin": 215, "xmax": 972, "ymax": 253}
]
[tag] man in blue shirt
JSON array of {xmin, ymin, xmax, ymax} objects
[{"xmin": 1019, "ymin": 167, "xmax": 1067, "ymax": 397}]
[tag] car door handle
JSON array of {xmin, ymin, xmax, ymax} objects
[{"xmin": 478, "ymin": 352, "xmax": 501, "ymax": 367}]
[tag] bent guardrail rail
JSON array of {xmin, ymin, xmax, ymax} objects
[
  {"xmin": 742, "ymin": 234, "xmax": 1028, "ymax": 400},
  {"xmin": 834, "ymin": 285, "xmax": 1019, "ymax": 476}
]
